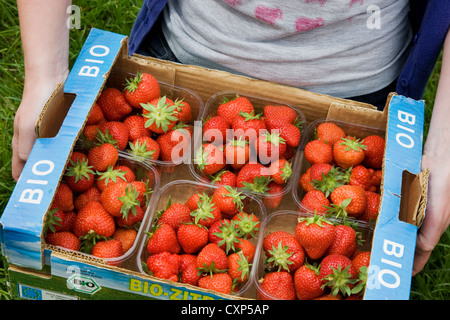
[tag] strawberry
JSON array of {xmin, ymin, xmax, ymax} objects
[
  {"xmin": 88, "ymin": 142, "xmax": 118, "ymax": 172},
  {"xmin": 362, "ymin": 135, "xmax": 385, "ymax": 169},
  {"xmin": 112, "ymin": 228, "xmax": 137, "ymax": 253},
  {"xmin": 203, "ymin": 115, "xmax": 230, "ymax": 144},
  {"xmin": 212, "ymin": 185, "xmax": 245, "ymax": 217},
  {"xmin": 173, "ymin": 98, "xmax": 192, "ymax": 123},
  {"xmin": 235, "ymin": 237, "xmax": 256, "ymax": 262},
  {"xmin": 64, "ymin": 157, "xmax": 95, "ymax": 193},
  {"xmin": 97, "ymin": 121, "xmax": 129, "ymax": 150},
  {"xmin": 190, "ymin": 194, "xmax": 222, "ymax": 228},
  {"xmin": 193, "ymin": 143, "xmax": 226, "ymax": 176},
  {"xmin": 82, "ymin": 124, "xmax": 101, "ymax": 142},
  {"xmin": 52, "ymin": 182, "xmax": 74, "ymax": 212},
  {"xmin": 228, "ymin": 251, "xmax": 251, "ymax": 283},
  {"xmin": 259, "ymin": 271, "xmax": 296, "ymax": 300},
  {"xmin": 333, "ymin": 137, "xmax": 366, "ymax": 169},
  {"xmin": 73, "ymin": 201, "xmax": 116, "ymax": 239},
  {"xmin": 196, "ymin": 243, "xmax": 229, "ymax": 275},
  {"xmin": 304, "ymin": 139, "xmax": 333, "ymax": 165},
  {"xmin": 185, "ymin": 192, "xmax": 205, "ymax": 211},
  {"xmin": 314, "ymin": 293, "xmax": 343, "ymax": 300},
  {"xmin": 231, "ymin": 111, "xmax": 266, "ymax": 143},
  {"xmin": 100, "ymin": 182, "xmax": 140, "ymax": 218},
  {"xmin": 123, "ymin": 115, "xmax": 151, "ymax": 142},
  {"xmin": 319, "ymin": 254, "xmax": 358, "ymax": 297},
  {"xmin": 326, "ymin": 224, "xmax": 358, "ymax": 258},
  {"xmin": 269, "ymin": 157, "xmax": 292, "ymax": 185},
  {"xmin": 86, "ymin": 103, "xmax": 104, "ymax": 125},
  {"xmin": 309, "ymin": 163, "xmax": 333, "ymax": 182},
  {"xmin": 177, "ymin": 223, "xmax": 209, "ymax": 254},
  {"xmin": 208, "ymin": 219, "xmax": 239, "ymax": 252},
  {"xmin": 156, "ymin": 123, "xmax": 192, "ymax": 162},
  {"xmin": 236, "ymin": 162, "xmax": 271, "ymax": 192},
  {"xmin": 74, "ymin": 186, "xmax": 101, "ymax": 211},
  {"xmin": 146, "ymin": 251, "xmax": 181, "ymax": 282},
  {"xmin": 255, "ymin": 131, "xmax": 286, "ymax": 164},
  {"xmin": 295, "ymin": 213, "xmax": 335, "ymax": 260},
  {"xmin": 300, "ymin": 190, "xmax": 330, "ymax": 214},
  {"xmin": 263, "ymin": 230, "xmax": 295, "ymax": 253},
  {"xmin": 146, "ymin": 223, "xmax": 181, "ymax": 255},
  {"xmin": 208, "ymin": 170, "xmax": 237, "ymax": 188},
  {"xmin": 352, "ymin": 251, "xmax": 371, "ymax": 273},
  {"xmin": 359, "ymin": 191, "xmax": 380, "ymax": 221},
  {"xmin": 123, "ymin": 72, "xmax": 161, "ymax": 109},
  {"xmin": 115, "ymin": 205, "xmax": 145, "ymax": 229},
  {"xmin": 329, "ymin": 185, "xmax": 367, "ymax": 218},
  {"xmin": 96, "ymin": 87, "xmax": 132, "ymax": 121},
  {"xmin": 265, "ymin": 233, "xmax": 305, "ymax": 273},
  {"xmin": 158, "ymin": 202, "xmax": 192, "ymax": 231},
  {"xmin": 44, "ymin": 208, "xmax": 76, "ymax": 235},
  {"xmin": 45, "ymin": 231, "xmax": 81, "ymax": 251},
  {"xmin": 311, "ymin": 165, "xmax": 350, "ymax": 197},
  {"xmin": 265, "ymin": 118, "xmax": 301, "ymax": 148},
  {"xmin": 217, "ymin": 96, "xmax": 254, "ymax": 124},
  {"xmin": 349, "ymin": 165, "xmax": 373, "ymax": 190},
  {"xmin": 316, "ymin": 122, "xmax": 346, "ymax": 146},
  {"xmin": 262, "ymin": 182, "xmax": 284, "ymax": 209},
  {"xmin": 142, "ymin": 96, "xmax": 178, "ymax": 133},
  {"xmin": 224, "ymin": 137, "xmax": 250, "ymax": 170},
  {"xmin": 293, "ymin": 263, "xmax": 325, "ymax": 300},
  {"xmin": 91, "ymin": 239, "xmax": 124, "ymax": 259},
  {"xmin": 179, "ymin": 254, "xmax": 201, "ymax": 286},
  {"xmin": 299, "ymin": 168, "xmax": 315, "ymax": 193},
  {"xmin": 263, "ymin": 105, "xmax": 298, "ymax": 124},
  {"xmin": 198, "ymin": 273, "xmax": 233, "ymax": 295},
  {"xmin": 129, "ymin": 136, "xmax": 160, "ymax": 161},
  {"xmin": 231, "ymin": 212, "xmax": 260, "ymax": 240},
  {"xmin": 96, "ymin": 165, "xmax": 130, "ymax": 192}
]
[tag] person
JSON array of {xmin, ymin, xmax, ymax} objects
[{"xmin": 12, "ymin": 0, "xmax": 449, "ymax": 278}]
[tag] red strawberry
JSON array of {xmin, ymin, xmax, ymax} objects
[
  {"xmin": 209, "ymin": 170, "xmax": 237, "ymax": 188},
  {"xmin": 123, "ymin": 115, "xmax": 151, "ymax": 141},
  {"xmin": 115, "ymin": 205, "xmax": 145, "ymax": 229},
  {"xmin": 333, "ymin": 137, "xmax": 366, "ymax": 169},
  {"xmin": 231, "ymin": 111, "xmax": 266, "ymax": 143},
  {"xmin": 100, "ymin": 182, "xmax": 140, "ymax": 218},
  {"xmin": 73, "ymin": 201, "xmax": 116, "ymax": 238},
  {"xmin": 96, "ymin": 87, "xmax": 132, "ymax": 121},
  {"xmin": 91, "ymin": 239, "xmax": 124, "ymax": 259},
  {"xmin": 146, "ymin": 251, "xmax": 181, "ymax": 281},
  {"xmin": 64, "ymin": 157, "xmax": 95, "ymax": 193},
  {"xmin": 295, "ymin": 213, "xmax": 335, "ymax": 260},
  {"xmin": 179, "ymin": 254, "xmax": 201, "ymax": 286},
  {"xmin": 146, "ymin": 223, "xmax": 181, "ymax": 255},
  {"xmin": 96, "ymin": 165, "xmax": 133, "ymax": 192},
  {"xmin": 224, "ymin": 137, "xmax": 250, "ymax": 170},
  {"xmin": 52, "ymin": 182, "xmax": 74, "ymax": 212},
  {"xmin": 300, "ymin": 190, "xmax": 330, "ymax": 215},
  {"xmin": 129, "ymin": 136, "xmax": 160, "ymax": 161},
  {"xmin": 309, "ymin": 163, "xmax": 333, "ymax": 182},
  {"xmin": 45, "ymin": 208, "xmax": 76, "ymax": 234},
  {"xmin": 193, "ymin": 143, "xmax": 226, "ymax": 176},
  {"xmin": 86, "ymin": 103, "xmax": 104, "ymax": 125},
  {"xmin": 262, "ymin": 182, "xmax": 284, "ymax": 209},
  {"xmin": 112, "ymin": 228, "xmax": 137, "ymax": 253},
  {"xmin": 293, "ymin": 263, "xmax": 325, "ymax": 300},
  {"xmin": 265, "ymin": 118, "xmax": 301, "ymax": 148},
  {"xmin": 263, "ymin": 105, "xmax": 298, "ymax": 124},
  {"xmin": 185, "ymin": 192, "xmax": 205, "ymax": 211},
  {"xmin": 156, "ymin": 123, "xmax": 192, "ymax": 162},
  {"xmin": 45, "ymin": 231, "xmax": 81, "ymax": 251},
  {"xmin": 177, "ymin": 223, "xmax": 209, "ymax": 254},
  {"xmin": 259, "ymin": 271, "xmax": 296, "ymax": 300},
  {"xmin": 217, "ymin": 96, "xmax": 254, "ymax": 124},
  {"xmin": 362, "ymin": 135, "xmax": 385, "ymax": 169},
  {"xmin": 173, "ymin": 98, "xmax": 192, "ymax": 123},
  {"xmin": 299, "ymin": 168, "xmax": 315, "ymax": 193},
  {"xmin": 352, "ymin": 251, "xmax": 371, "ymax": 272},
  {"xmin": 190, "ymin": 194, "xmax": 222, "ymax": 228},
  {"xmin": 158, "ymin": 202, "xmax": 192, "ymax": 231},
  {"xmin": 269, "ymin": 157, "xmax": 292, "ymax": 185},
  {"xmin": 349, "ymin": 165, "xmax": 373, "ymax": 190},
  {"xmin": 228, "ymin": 251, "xmax": 251, "ymax": 283},
  {"xmin": 123, "ymin": 72, "xmax": 161, "ymax": 108},
  {"xmin": 203, "ymin": 115, "xmax": 230, "ymax": 144},
  {"xmin": 208, "ymin": 219, "xmax": 240, "ymax": 253},
  {"xmin": 212, "ymin": 185, "xmax": 245, "ymax": 217},
  {"xmin": 74, "ymin": 186, "xmax": 101, "ymax": 211},
  {"xmin": 304, "ymin": 139, "xmax": 333, "ymax": 165},
  {"xmin": 82, "ymin": 124, "xmax": 101, "ymax": 142},
  {"xmin": 265, "ymin": 232, "xmax": 305, "ymax": 273},
  {"xmin": 316, "ymin": 122, "xmax": 346, "ymax": 146},
  {"xmin": 231, "ymin": 212, "xmax": 260, "ymax": 240},
  {"xmin": 88, "ymin": 142, "xmax": 118, "ymax": 172},
  {"xmin": 326, "ymin": 224, "xmax": 358, "ymax": 258},
  {"xmin": 236, "ymin": 162, "xmax": 271, "ymax": 193},
  {"xmin": 263, "ymin": 230, "xmax": 294, "ymax": 253},
  {"xmin": 235, "ymin": 237, "xmax": 256, "ymax": 262},
  {"xmin": 319, "ymin": 254, "xmax": 358, "ymax": 297},
  {"xmin": 255, "ymin": 131, "xmax": 286, "ymax": 164},
  {"xmin": 142, "ymin": 96, "xmax": 178, "ymax": 133},
  {"xmin": 97, "ymin": 121, "xmax": 129, "ymax": 150},
  {"xmin": 198, "ymin": 273, "xmax": 233, "ymax": 295},
  {"xmin": 359, "ymin": 191, "xmax": 380, "ymax": 221},
  {"xmin": 329, "ymin": 185, "xmax": 367, "ymax": 218},
  {"xmin": 196, "ymin": 243, "xmax": 228, "ymax": 275}
]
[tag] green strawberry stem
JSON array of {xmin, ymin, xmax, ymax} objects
[
  {"xmin": 142, "ymin": 96, "xmax": 178, "ymax": 133},
  {"xmin": 118, "ymin": 185, "xmax": 141, "ymax": 219},
  {"xmin": 64, "ymin": 157, "xmax": 95, "ymax": 183},
  {"xmin": 266, "ymin": 242, "xmax": 294, "ymax": 272},
  {"xmin": 321, "ymin": 265, "xmax": 359, "ymax": 297},
  {"xmin": 213, "ymin": 220, "xmax": 241, "ymax": 254}
]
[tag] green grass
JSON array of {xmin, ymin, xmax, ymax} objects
[{"xmin": 0, "ymin": 0, "xmax": 448, "ymax": 300}]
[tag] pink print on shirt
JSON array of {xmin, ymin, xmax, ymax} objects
[
  {"xmin": 305, "ymin": 0, "xmax": 328, "ymax": 7},
  {"xmin": 350, "ymin": 0, "xmax": 364, "ymax": 7},
  {"xmin": 255, "ymin": 5, "xmax": 283, "ymax": 25},
  {"xmin": 295, "ymin": 16, "xmax": 325, "ymax": 32},
  {"xmin": 223, "ymin": 0, "xmax": 241, "ymax": 6}
]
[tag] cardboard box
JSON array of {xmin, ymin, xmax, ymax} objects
[{"xmin": 0, "ymin": 28, "xmax": 427, "ymax": 300}]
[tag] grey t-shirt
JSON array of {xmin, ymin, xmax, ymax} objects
[{"xmin": 161, "ymin": 0, "xmax": 412, "ymax": 98}]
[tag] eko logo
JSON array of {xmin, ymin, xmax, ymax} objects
[{"xmin": 67, "ymin": 274, "xmax": 101, "ymax": 294}]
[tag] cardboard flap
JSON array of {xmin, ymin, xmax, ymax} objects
[
  {"xmin": 326, "ymin": 102, "xmax": 387, "ymax": 130},
  {"xmin": 399, "ymin": 169, "xmax": 429, "ymax": 227}
]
